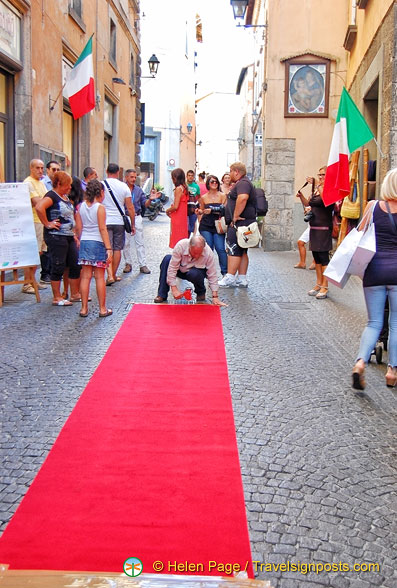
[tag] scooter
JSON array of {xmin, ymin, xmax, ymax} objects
[{"xmin": 144, "ymin": 190, "xmax": 169, "ymax": 221}]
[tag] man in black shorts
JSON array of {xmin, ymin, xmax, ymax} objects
[{"xmin": 218, "ymin": 162, "xmax": 257, "ymax": 288}]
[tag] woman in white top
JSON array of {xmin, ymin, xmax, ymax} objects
[{"xmin": 75, "ymin": 179, "xmax": 113, "ymax": 318}]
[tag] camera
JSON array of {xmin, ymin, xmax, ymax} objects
[{"xmin": 304, "ymin": 210, "xmax": 313, "ymax": 223}]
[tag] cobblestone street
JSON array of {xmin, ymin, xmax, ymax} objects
[{"xmin": 0, "ymin": 214, "xmax": 396, "ymax": 588}]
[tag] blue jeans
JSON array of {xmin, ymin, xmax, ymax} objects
[
  {"xmin": 188, "ymin": 213, "xmax": 197, "ymax": 234},
  {"xmin": 200, "ymin": 230, "xmax": 227, "ymax": 275},
  {"xmin": 356, "ymin": 285, "xmax": 397, "ymax": 367},
  {"xmin": 157, "ymin": 254, "xmax": 207, "ymax": 299}
]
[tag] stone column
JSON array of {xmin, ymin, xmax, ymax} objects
[{"xmin": 263, "ymin": 138, "xmax": 295, "ymax": 251}]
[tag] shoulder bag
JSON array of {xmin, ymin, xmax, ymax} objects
[
  {"xmin": 215, "ymin": 216, "xmax": 227, "ymax": 234},
  {"xmin": 236, "ymin": 221, "xmax": 261, "ymax": 248},
  {"xmin": 103, "ymin": 179, "xmax": 132, "ymax": 234}
]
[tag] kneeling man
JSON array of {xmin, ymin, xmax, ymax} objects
[{"xmin": 154, "ymin": 235, "xmax": 227, "ymax": 306}]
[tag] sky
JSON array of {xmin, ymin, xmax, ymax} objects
[
  {"xmin": 194, "ymin": 0, "xmax": 255, "ymax": 97},
  {"xmin": 140, "ymin": 0, "xmax": 256, "ymax": 177}
]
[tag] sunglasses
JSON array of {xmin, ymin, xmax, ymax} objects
[{"xmin": 209, "ymin": 179, "xmax": 218, "ymax": 184}]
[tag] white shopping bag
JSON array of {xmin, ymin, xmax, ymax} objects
[
  {"xmin": 324, "ymin": 228, "xmax": 363, "ymax": 288},
  {"xmin": 347, "ymin": 222, "xmax": 376, "ymax": 279}
]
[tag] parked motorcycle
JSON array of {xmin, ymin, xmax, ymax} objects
[{"xmin": 144, "ymin": 188, "xmax": 169, "ymax": 221}]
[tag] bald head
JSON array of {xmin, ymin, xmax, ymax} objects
[
  {"xmin": 30, "ymin": 159, "xmax": 44, "ymax": 181},
  {"xmin": 189, "ymin": 235, "xmax": 206, "ymax": 258}
]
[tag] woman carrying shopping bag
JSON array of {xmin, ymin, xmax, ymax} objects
[{"xmin": 352, "ymin": 168, "xmax": 397, "ymax": 390}]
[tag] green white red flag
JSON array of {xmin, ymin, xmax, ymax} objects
[
  {"xmin": 64, "ymin": 36, "xmax": 95, "ymax": 120},
  {"xmin": 322, "ymin": 87, "xmax": 374, "ymax": 206}
]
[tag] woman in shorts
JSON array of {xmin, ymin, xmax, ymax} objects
[{"xmin": 75, "ymin": 179, "xmax": 113, "ymax": 318}]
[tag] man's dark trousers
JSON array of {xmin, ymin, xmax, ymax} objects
[{"xmin": 157, "ymin": 254, "xmax": 207, "ymax": 299}]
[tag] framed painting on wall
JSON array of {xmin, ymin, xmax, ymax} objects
[{"xmin": 284, "ymin": 56, "xmax": 330, "ymax": 118}]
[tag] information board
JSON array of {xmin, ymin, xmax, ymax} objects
[{"xmin": 0, "ymin": 183, "xmax": 40, "ymax": 268}]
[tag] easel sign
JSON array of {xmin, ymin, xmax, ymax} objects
[{"xmin": 0, "ymin": 183, "xmax": 40, "ymax": 268}]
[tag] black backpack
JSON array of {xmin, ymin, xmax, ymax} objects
[{"xmin": 255, "ymin": 188, "xmax": 268, "ymax": 216}]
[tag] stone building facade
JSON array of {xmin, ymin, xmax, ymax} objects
[{"xmin": 2, "ymin": 0, "xmax": 142, "ymax": 182}]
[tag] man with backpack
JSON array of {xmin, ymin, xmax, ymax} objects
[{"xmin": 218, "ymin": 162, "xmax": 258, "ymax": 288}]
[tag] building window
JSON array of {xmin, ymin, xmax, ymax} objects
[
  {"xmin": 63, "ymin": 109, "xmax": 74, "ymax": 175},
  {"xmin": 0, "ymin": 70, "xmax": 14, "ymax": 182},
  {"xmin": 104, "ymin": 99, "xmax": 114, "ymax": 174},
  {"xmin": 69, "ymin": 0, "xmax": 82, "ymax": 18},
  {"xmin": 109, "ymin": 19, "xmax": 117, "ymax": 66}
]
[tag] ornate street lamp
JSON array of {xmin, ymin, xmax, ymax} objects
[
  {"xmin": 230, "ymin": 0, "xmax": 248, "ymax": 20},
  {"xmin": 148, "ymin": 54, "xmax": 160, "ymax": 76}
]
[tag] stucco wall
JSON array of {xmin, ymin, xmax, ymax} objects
[{"xmin": 262, "ymin": 0, "xmax": 348, "ymax": 250}]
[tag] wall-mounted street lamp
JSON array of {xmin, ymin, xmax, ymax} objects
[
  {"xmin": 142, "ymin": 54, "xmax": 160, "ymax": 78},
  {"xmin": 230, "ymin": 0, "xmax": 267, "ymax": 28},
  {"xmin": 180, "ymin": 123, "xmax": 195, "ymax": 142}
]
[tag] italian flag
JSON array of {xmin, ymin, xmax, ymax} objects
[
  {"xmin": 65, "ymin": 36, "xmax": 95, "ymax": 120},
  {"xmin": 322, "ymin": 87, "xmax": 374, "ymax": 206}
]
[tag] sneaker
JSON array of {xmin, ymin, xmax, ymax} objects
[
  {"xmin": 21, "ymin": 284, "xmax": 35, "ymax": 294},
  {"xmin": 123, "ymin": 264, "xmax": 132, "ymax": 273},
  {"xmin": 236, "ymin": 277, "xmax": 248, "ymax": 288},
  {"xmin": 37, "ymin": 283, "xmax": 48, "ymax": 290},
  {"xmin": 218, "ymin": 274, "xmax": 236, "ymax": 287},
  {"xmin": 40, "ymin": 275, "xmax": 51, "ymax": 284},
  {"xmin": 140, "ymin": 266, "xmax": 151, "ymax": 274}
]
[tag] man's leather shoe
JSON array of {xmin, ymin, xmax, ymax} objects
[
  {"xmin": 154, "ymin": 296, "xmax": 166, "ymax": 303},
  {"xmin": 140, "ymin": 266, "xmax": 151, "ymax": 274},
  {"xmin": 196, "ymin": 294, "xmax": 206, "ymax": 301},
  {"xmin": 123, "ymin": 264, "xmax": 132, "ymax": 273}
]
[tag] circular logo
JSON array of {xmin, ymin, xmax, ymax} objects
[{"xmin": 123, "ymin": 557, "xmax": 143, "ymax": 577}]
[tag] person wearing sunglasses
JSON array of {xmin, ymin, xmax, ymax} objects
[
  {"xmin": 197, "ymin": 175, "xmax": 227, "ymax": 276},
  {"xmin": 42, "ymin": 160, "xmax": 61, "ymax": 192},
  {"xmin": 296, "ymin": 166, "xmax": 332, "ymax": 299}
]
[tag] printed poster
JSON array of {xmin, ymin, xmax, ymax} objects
[{"xmin": 0, "ymin": 183, "xmax": 40, "ymax": 268}]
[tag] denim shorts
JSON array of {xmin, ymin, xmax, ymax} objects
[{"xmin": 78, "ymin": 239, "xmax": 107, "ymax": 268}]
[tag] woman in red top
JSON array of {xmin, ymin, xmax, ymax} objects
[{"xmin": 166, "ymin": 168, "xmax": 189, "ymax": 248}]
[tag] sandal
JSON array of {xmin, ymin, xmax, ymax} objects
[
  {"xmin": 316, "ymin": 287, "xmax": 328, "ymax": 300},
  {"xmin": 99, "ymin": 309, "xmax": 113, "ymax": 318},
  {"xmin": 385, "ymin": 367, "xmax": 397, "ymax": 388},
  {"xmin": 352, "ymin": 362, "xmax": 365, "ymax": 390},
  {"xmin": 79, "ymin": 311, "xmax": 89, "ymax": 318},
  {"xmin": 308, "ymin": 285, "xmax": 321, "ymax": 296},
  {"xmin": 294, "ymin": 263, "xmax": 306, "ymax": 269},
  {"xmin": 52, "ymin": 299, "xmax": 73, "ymax": 306}
]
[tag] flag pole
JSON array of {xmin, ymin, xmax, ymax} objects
[{"xmin": 49, "ymin": 83, "xmax": 66, "ymax": 112}]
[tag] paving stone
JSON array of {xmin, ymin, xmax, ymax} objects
[{"xmin": 0, "ymin": 216, "xmax": 396, "ymax": 588}]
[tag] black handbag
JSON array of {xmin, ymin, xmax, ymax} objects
[{"xmin": 103, "ymin": 180, "xmax": 132, "ymax": 233}]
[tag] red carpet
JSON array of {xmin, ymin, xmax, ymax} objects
[{"xmin": 0, "ymin": 305, "xmax": 253, "ymax": 577}]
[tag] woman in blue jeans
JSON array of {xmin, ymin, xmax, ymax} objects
[
  {"xmin": 197, "ymin": 175, "xmax": 227, "ymax": 275},
  {"xmin": 352, "ymin": 168, "xmax": 397, "ymax": 389}
]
